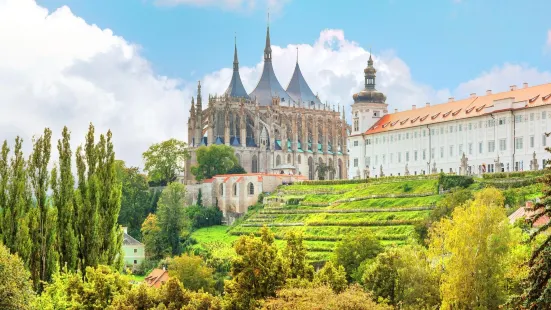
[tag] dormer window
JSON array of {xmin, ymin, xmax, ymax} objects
[{"xmin": 373, "ymin": 111, "xmax": 379, "ymax": 117}]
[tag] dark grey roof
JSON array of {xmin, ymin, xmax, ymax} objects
[
  {"xmin": 224, "ymin": 41, "xmax": 250, "ymax": 99},
  {"xmin": 123, "ymin": 232, "xmax": 143, "ymax": 246},
  {"xmin": 286, "ymin": 62, "xmax": 322, "ymax": 108},
  {"xmin": 249, "ymin": 26, "xmax": 294, "ymax": 107}
]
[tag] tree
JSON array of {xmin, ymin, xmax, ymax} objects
[
  {"xmin": 191, "ymin": 145, "xmax": 238, "ymax": 182},
  {"xmin": 362, "ymin": 245, "xmax": 440, "ymax": 309},
  {"xmin": 168, "ymin": 254, "xmax": 216, "ymax": 293},
  {"xmin": 140, "ymin": 213, "xmax": 166, "ymax": 260},
  {"xmin": 51, "ymin": 126, "xmax": 78, "ymax": 271},
  {"xmin": 0, "ymin": 141, "xmax": 8, "ymax": 240},
  {"xmin": 157, "ymin": 182, "xmax": 190, "ymax": 255},
  {"xmin": 333, "ymin": 232, "xmax": 383, "ymax": 281},
  {"xmin": 142, "ymin": 138, "xmax": 189, "ymax": 185},
  {"xmin": 283, "ymin": 231, "xmax": 313, "ymax": 281},
  {"xmin": 196, "ymin": 189, "xmax": 203, "ymax": 207},
  {"xmin": 313, "ymin": 261, "xmax": 348, "ymax": 294},
  {"xmin": 315, "ymin": 162, "xmax": 335, "ymax": 181},
  {"xmin": 522, "ymin": 135, "xmax": 551, "ymax": 309},
  {"xmin": 184, "ymin": 205, "xmax": 223, "ymax": 229},
  {"xmin": 0, "ymin": 243, "xmax": 35, "ymax": 310},
  {"xmin": 116, "ymin": 160, "xmax": 151, "ymax": 239},
  {"xmin": 224, "ymin": 226, "xmax": 288, "ymax": 309},
  {"xmin": 226, "ymin": 164, "xmax": 246, "ymax": 175},
  {"xmin": 428, "ymin": 187, "xmax": 516, "ymax": 309}
]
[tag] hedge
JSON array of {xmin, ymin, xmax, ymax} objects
[
  {"xmin": 306, "ymin": 219, "xmax": 422, "ymax": 227},
  {"xmin": 295, "ymin": 174, "xmax": 439, "ymax": 186},
  {"xmin": 241, "ymin": 222, "xmax": 304, "ymax": 227},
  {"xmin": 481, "ymin": 170, "xmax": 548, "ymax": 179},
  {"xmin": 481, "ymin": 177, "xmax": 540, "ymax": 189},
  {"xmin": 228, "ymin": 231, "xmax": 409, "ymax": 242},
  {"xmin": 259, "ymin": 206, "xmax": 435, "ymax": 215},
  {"xmin": 331, "ymin": 192, "xmax": 436, "ymax": 204},
  {"xmin": 438, "ymin": 174, "xmax": 474, "ymax": 190}
]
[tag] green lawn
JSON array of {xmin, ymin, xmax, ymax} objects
[{"xmin": 191, "ymin": 225, "xmax": 238, "ymax": 247}]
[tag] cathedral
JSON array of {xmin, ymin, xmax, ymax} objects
[{"xmin": 185, "ymin": 25, "xmax": 350, "ymax": 183}]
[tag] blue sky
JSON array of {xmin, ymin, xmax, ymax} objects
[{"xmin": 36, "ymin": 0, "xmax": 551, "ymax": 90}]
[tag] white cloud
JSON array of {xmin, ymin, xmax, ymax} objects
[{"xmin": 1, "ymin": 0, "xmax": 549, "ymax": 170}]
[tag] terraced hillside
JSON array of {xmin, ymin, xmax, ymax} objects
[{"xmin": 227, "ymin": 176, "xmax": 443, "ymax": 263}]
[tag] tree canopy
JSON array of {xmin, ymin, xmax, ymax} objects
[
  {"xmin": 190, "ymin": 145, "xmax": 239, "ymax": 181},
  {"xmin": 142, "ymin": 138, "xmax": 189, "ymax": 185}
]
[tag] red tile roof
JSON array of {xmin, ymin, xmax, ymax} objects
[
  {"xmin": 144, "ymin": 268, "xmax": 169, "ymax": 288},
  {"xmin": 355, "ymin": 82, "xmax": 551, "ymax": 136}
]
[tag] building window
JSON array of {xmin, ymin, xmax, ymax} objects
[
  {"xmin": 406, "ymin": 152, "xmax": 409, "ymax": 162},
  {"xmin": 382, "ymin": 155, "xmax": 386, "ymax": 164},
  {"xmin": 543, "ymin": 134, "xmax": 547, "ymax": 147},
  {"xmin": 390, "ymin": 154, "xmax": 393, "ymax": 164},
  {"xmin": 375, "ymin": 155, "xmax": 379, "ymax": 165},
  {"xmin": 530, "ymin": 113, "xmax": 534, "ymax": 121},
  {"xmin": 515, "ymin": 115, "xmax": 522, "ymax": 123},
  {"xmin": 353, "ymin": 119, "xmax": 359, "ymax": 131},
  {"xmin": 458, "ymin": 124, "xmax": 462, "ymax": 131},
  {"xmin": 488, "ymin": 141, "xmax": 495, "ymax": 153},
  {"xmin": 468, "ymin": 143, "xmax": 473, "ymax": 155},
  {"xmin": 134, "ymin": 249, "xmax": 137, "ymax": 253},
  {"xmin": 479, "ymin": 142, "xmax": 483, "ymax": 154},
  {"xmin": 440, "ymin": 147, "xmax": 444, "ymax": 158},
  {"xmin": 530, "ymin": 135, "xmax": 535, "ymax": 148},
  {"xmin": 134, "ymin": 260, "xmax": 137, "ymax": 265},
  {"xmin": 468, "ymin": 123, "xmax": 472, "ymax": 130},
  {"xmin": 287, "ymin": 154, "xmax": 291, "ymax": 163},
  {"xmin": 219, "ymin": 184, "xmax": 224, "ymax": 196},
  {"xmin": 366, "ymin": 156, "xmax": 371, "ymax": 166},
  {"xmin": 543, "ymin": 111, "xmax": 547, "ymax": 120},
  {"xmin": 423, "ymin": 130, "xmax": 426, "ymax": 137},
  {"xmin": 354, "ymin": 158, "xmax": 358, "ymax": 167},
  {"xmin": 431, "ymin": 148, "xmax": 435, "ymax": 159},
  {"xmin": 449, "ymin": 145, "xmax": 454, "ymax": 157},
  {"xmin": 499, "ymin": 139, "xmax": 507, "ymax": 151},
  {"xmin": 449, "ymin": 126, "xmax": 453, "ymax": 133},
  {"xmin": 430, "ymin": 129, "xmax": 435, "ymax": 136},
  {"xmin": 440, "ymin": 128, "xmax": 444, "ymax": 134},
  {"xmin": 487, "ymin": 119, "xmax": 495, "ymax": 127},
  {"xmin": 422, "ymin": 149, "xmax": 426, "ymax": 160},
  {"xmin": 414, "ymin": 150, "xmax": 418, "ymax": 161},
  {"xmin": 459, "ymin": 144, "xmax": 463, "ymax": 155},
  {"xmin": 398, "ymin": 152, "xmax": 402, "ymax": 163},
  {"xmin": 366, "ymin": 139, "xmax": 371, "ymax": 145},
  {"xmin": 498, "ymin": 118, "xmax": 505, "ymax": 125},
  {"xmin": 248, "ymin": 182, "xmax": 254, "ymax": 195},
  {"xmin": 233, "ymin": 183, "xmax": 237, "ymax": 196},
  {"xmin": 414, "ymin": 132, "xmax": 418, "ymax": 138},
  {"xmin": 353, "ymin": 141, "xmax": 358, "ymax": 147},
  {"xmin": 374, "ymin": 111, "xmax": 379, "ymax": 117},
  {"xmin": 515, "ymin": 137, "xmax": 523, "ymax": 150},
  {"xmin": 298, "ymin": 155, "xmax": 301, "ymax": 164}
]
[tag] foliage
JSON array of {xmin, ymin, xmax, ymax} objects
[
  {"xmin": 428, "ymin": 188, "xmax": 516, "ymax": 309},
  {"xmin": 283, "ymin": 231, "xmax": 314, "ymax": 281},
  {"xmin": 0, "ymin": 243, "xmax": 35, "ymax": 310},
  {"xmin": 522, "ymin": 138, "xmax": 551, "ymax": 309},
  {"xmin": 142, "ymin": 138, "xmax": 189, "ymax": 185},
  {"xmin": 333, "ymin": 232, "xmax": 383, "ymax": 281},
  {"xmin": 362, "ymin": 245, "xmax": 440, "ymax": 309},
  {"xmin": 437, "ymin": 173, "xmax": 474, "ymax": 190},
  {"xmin": 313, "ymin": 261, "xmax": 348, "ymax": 293},
  {"xmin": 156, "ymin": 182, "xmax": 190, "ymax": 255},
  {"xmin": 196, "ymin": 189, "xmax": 203, "ymax": 207},
  {"xmin": 314, "ymin": 162, "xmax": 335, "ymax": 181},
  {"xmin": 224, "ymin": 226, "xmax": 288, "ymax": 309},
  {"xmin": 116, "ymin": 160, "xmax": 151, "ymax": 240},
  {"xmin": 262, "ymin": 284, "xmax": 390, "ymax": 310},
  {"xmin": 141, "ymin": 213, "xmax": 166, "ymax": 260},
  {"xmin": 482, "ymin": 170, "xmax": 548, "ymax": 179},
  {"xmin": 184, "ymin": 205, "xmax": 223, "ymax": 229},
  {"xmin": 168, "ymin": 254, "xmax": 216, "ymax": 293},
  {"xmin": 226, "ymin": 164, "xmax": 247, "ymax": 175},
  {"xmin": 191, "ymin": 145, "xmax": 239, "ymax": 182}
]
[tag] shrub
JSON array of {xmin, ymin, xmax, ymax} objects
[{"xmin": 438, "ymin": 174, "xmax": 474, "ymax": 190}]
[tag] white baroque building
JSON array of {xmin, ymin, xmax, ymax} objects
[{"xmin": 348, "ymin": 56, "xmax": 551, "ymax": 178}]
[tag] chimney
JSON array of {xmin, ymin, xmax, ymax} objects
[
  {"xmin": 523, "ymin": 82, "xmax": 528, "ymax": 89},
  {"xmin": 486, "ymin": 90, "xmax": 492, "ymax": 95},
  {"xmin": 426, "ymin": 102, "xmax": 430, "ymax": 108},
  {"xmin": 470, "ymin": 93, "xmax": 476, "ymax": 98},
  {"xmin": 448, "ymin": 97, "xmax": 454, "ymax": 103},
  {"xmin": 525, "ymin": 201, "xmax": 534, "ymax": 209},
  {"xmin": 394, "ymin": 109, "xmax": 398, "ymax": 113},
  {"xmin": 412, "ymin": 105, "xmax": 416, "ymax": 110},
  {"xmin": 510, "ymin": 85, "xmax": 517, "ymax": 91},
  {"xmin": 122, "ymin": 226, "xmax": 128, "ymax": 234}
]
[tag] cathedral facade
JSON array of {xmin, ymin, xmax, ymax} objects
[{"xmin": 185, "ymin": 26, "xmax": 349, "ymax": 183}]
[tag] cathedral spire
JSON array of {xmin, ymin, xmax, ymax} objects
[
  {"xmin": 264, "ymin": 15, "xmax": 272, "ymax": 62},
  {"xmin": 233, "ymin": 35, "xmax": 239, "ymax": 71},
  {"xmin": 190, "ymin": 96, "xmax": 196, "ymax": 119},
  {"xmin": 225, "ymin": 36, "xmax": 250, "ymax": 99},
  {"xmin": 196, "ymin": 81, "xmax": 202, "ymax": 111}
]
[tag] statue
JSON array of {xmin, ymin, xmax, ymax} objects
[
  {"xmin": 494, "ymin": 155, "xmax": 502, "ymax": 173},
  {"xmin": 530, "ymin": 151, "xmax": 539, "ymax": 171},
  {"xmin": 356, "ymin": 168, "xmax": 361, "ymax": 178},
  {"xmin": 431, "ymin": 162, "xmax": 437, "ymax": 174},
  {"xmin": 460, "ymin": 153, "xmax": 468, "ymax": 176},
  {"xmin": 405, "ymin": 164, "xmax": 410, "ymax": 176},
  {"xmin": 380, "ymin": 165, "xmax": 385, "ymax": 177},
  {"xmin": 364, "ymin": 167, "xmax": 370, "ymax": 178}
]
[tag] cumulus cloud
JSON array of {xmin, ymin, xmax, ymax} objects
[{"xmin": 1, "ymin": 0, "xmax": 549, "ymax": 169}]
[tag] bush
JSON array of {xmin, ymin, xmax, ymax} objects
[
  {"xmin": 185, "ymin": 205, "xmax": 223, "ymax": 229},
  {"xmin": 287, "ymin": 198, "xmax": 303, "ymax": 205},
  {"xmin": 438, "ymin": 173, "xmax": 474, "ymax": 190}
]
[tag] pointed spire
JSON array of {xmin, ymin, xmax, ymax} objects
[
  {"xmin": 196, "ymin": 81, "xmax": 202, "ymax": 111},
  {"xmin": 264, "ymin": 12, "xmax": 272, "ymax": 62},
  {"xmin": 233, "ymin": 34, "xmax": 239, "ymax": 71},
  {"xmin": 190, "ymin": 96, "xmax": 196, "ymax": 117}
]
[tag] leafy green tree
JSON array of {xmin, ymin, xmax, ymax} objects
[
  {"xmin": 313, "ymin": 261, "xmax": 348, "ymax": 294},
  {"xmin": 315, "ymin": 162, "xmax": 335, "ymax": 180},
  {"xmin": 283, "ymin": 231, "xmax": 313, "ymax": 281},
  {"xmin": 140, "ymin": 213, "xmax": 166, "ymax": 260},
  {"xmin": 0, "ymin": 243, "xmax": 35, "ymax": 310},
  {"xmin": 428, "ymin": 187, "xmax": 516, "ymax": 309},
  {"xmin": 157, "ymin": 182, "xmax": 190, "ymax": 255},
  {"xmin": 224, "ymin": 226, "xmax": 288, "ymax": 309},
  {"xmin": 0, "ymin": 141, "xmax": 8, "ymax": 240},
  {"xmin": 333, "ymin": 232, "xmax": 382, "ymax": 282},
  {"xmin": 362, "ymin": 245, "xmax": 440, "ymax": 309},
  {"xmin": 168, "ymin": 254, "xmax": 216, "ymax": 293},
  {"xmin": 226, "ymin": 164, "xmax": 246, "ymax": 175},
  {"xmin": 191, "ymin": 145, "xmax": 238, "ymax": 182},
  {"xmin": 115, "ymin": 160, "xmax": 150, "ymax": 239},
  {"xmin": 522, "ymin": 136, "xmax": 551, "ymax": 309},
  {"xmin": 184, "ymin": 205, "xmax": 223, "ymax": 229},
  {"xmin": 196, "ymin": 189, "xmax": 203, "ymax": 207},
  {"xmin": 51, "ymin": 126, "xmax": 78, "ymax": 271},
  {"xmin": 142, "ymin": 138, "xmax": 189, "ymax": 185}
]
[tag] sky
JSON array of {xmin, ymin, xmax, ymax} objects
[{"xmin": 1, "ymin": 0, "xmax": 550, "ymax": 168}]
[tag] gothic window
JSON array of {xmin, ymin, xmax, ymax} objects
[
  {"xmin": 233, "ymin": 183, "xmax": 237, "ymax": 196},
  {"xmin": 287, "ymin": 154, "xmax": 291, "ymax": 163},
  {"xmin": 308, "ymin": 157, "xmax": 314, "ymax": 180},
  {"xmin": 219, "ymin": 184, "xmax": 224, "ymax": 196},
  {"xmin": 276, "ymin": 155, "xmax": 281, "ymax": 166},
  {"xmin": 252, "ymin": 155, "xmax": 258, "ymax": 173},
  {"xmin": 248, "ymin": 182, "xmax": 254, "ymax": 195},
  {"xmin": 298, "ymin": 155, "xmax": 302, "ymax": 164}
]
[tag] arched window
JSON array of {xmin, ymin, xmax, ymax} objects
[
  {"xmin": 287, "ymin": 154, "xmax": 291, "ymax": 164},
  {"xmin": 248, "ymin": 182, "xmax": 254, "ymax": 195},
  {"xmin": 233, "ymin": 183, "xmax": 237, "ymax": 196},
  {"xmin": 252, "ymin": 155, "xmax": 258, "ymax": 173},
  {"xmin": 298, "ymin": 155, "xmax": 302, "ymax": 164},
  {"xmin": 219, "ymin": 184, "xmax": 224, "ymax": 196},
  {"xmin": 276, "ymin": 155, "xmax": 281, "ymax": 166}
]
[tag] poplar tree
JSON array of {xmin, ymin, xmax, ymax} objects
[
  {"xmin": 0, "ymin": 141, "xmax": 9, "ymax": 240},
  {"xmin": 28, "ymin": 128, "xmax": 58, "ymax": 288},
  {"xmin": 51, "ymin": 126, "xmax": 78, "ymax": 271}
]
